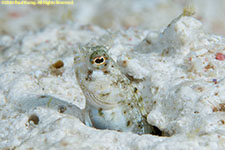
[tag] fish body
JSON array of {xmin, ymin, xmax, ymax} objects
[{"xmin": 74, "ymin": 45, "xmax": 156, "ymax": 134}]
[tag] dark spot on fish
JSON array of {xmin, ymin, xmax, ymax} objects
[
  {"xmin": 134, "ymin": 87, "xmax": 138, "ymax": 93},
  {"xmin": 146, "ymin": 39, "xmax": 151, "ymax": 45},
  {"xmin": 161, "ymin": 48, "xmax": 170, "ymax": 56},
  {"xmin": 127, "ymin": 120, "xmax": 132, "ymax": 127},
  {"xmin": 86, "ymin": 69, "xmax": 93, "ymax": 81},
  {"xmin": 40, "ymin": 95, "xmax": 46, "ymax": 98},
  {"xmin": 125, "ymin": 74, "xmax": 143, "ymax": 83},
  {"xmin": 28, "ymin": 114, "xmax": 39, "ymax": 125},
  {"xmin": 138, "ymin": 97, "xmax": 143, "ymax": 103},
  {"xmin": 103, "ymin": 70, "xmax": 110, "ymax": 74},
  {"xmin": 123, "ymin": 110, "xmax": 127, "ymax": 114},
  {"xmin": 88, "ymin": 69, "xmax": 93, "ymax": 75},
  {"xmin": 58, "ymin": 105, "xmax": 67, "ymax": 113},
  {"xmin": 98, "ymin": 108, "xmax": 103, "ymax": 117},
  {"xmin": 127, "ymin": 102, "xmax": 134, "ymax": 109}
]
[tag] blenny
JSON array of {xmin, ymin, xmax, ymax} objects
[{"xmin": 74, "ymin": 45, "xmax": 159, "ymax": 135}]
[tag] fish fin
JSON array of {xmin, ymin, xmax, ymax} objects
[{"xmin": 83, "ymin": 109, "xmax": 93, "ymax": 127}]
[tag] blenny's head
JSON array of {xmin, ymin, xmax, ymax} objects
[
  {"xmin": 74, "ymin": 45, "xmax": 111, "ymax": 80},
  {"xmin": 74, "ymin": 45, "xmax": 120, "ymax": 109}
]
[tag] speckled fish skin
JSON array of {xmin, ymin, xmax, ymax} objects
[{"xmin": 74, "ymin": 45, "xmax": 156, "ymax": 134}]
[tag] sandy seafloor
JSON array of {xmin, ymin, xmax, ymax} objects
[{"xmin": 1, "ymin": 0, "xmax": 225, "ymax": 150}]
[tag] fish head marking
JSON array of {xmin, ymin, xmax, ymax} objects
[{"xmin": 74, "ymin": 45, "xmax": 121, "ymax": 109}]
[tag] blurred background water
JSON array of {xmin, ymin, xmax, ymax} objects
[{"xmin": 0, "ymin": 0, "xmax": 225, "ymax": 36}]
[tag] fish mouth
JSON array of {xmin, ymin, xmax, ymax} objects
[{"xmin": 75, "ymin": 70, "xmax": 117, "ymax": 110}]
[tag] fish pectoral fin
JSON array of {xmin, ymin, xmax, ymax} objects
[{"xmin": 83, "ymin": 109, "xmax": 93, "ymax": 127}]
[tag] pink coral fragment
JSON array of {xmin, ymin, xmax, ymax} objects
[{"xmin": 216, "ymin": 53, "xmax": 225, "ymax": 61}]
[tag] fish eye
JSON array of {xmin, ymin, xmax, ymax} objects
[
  {"xmin": 93, "ymin": 56, "xmax": 105, "ymax": 65},
  {"xmin": 90, "ymin": 49, "xmax": 109, "ymax": 69}
]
